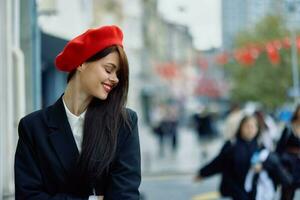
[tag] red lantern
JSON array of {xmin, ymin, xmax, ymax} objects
[
  {"xmin": 234, "ymin": 48, "xmax": 255, "ymax": 66},
  {"xmin": 194, "ymin": 77, "xmax": 221, "ymax": 98},
  {"xmin": 155, "ymin": 62, "xmax": 179, "ymax": 79},
  {"xmin": 248, "ymin": 44, "xmax": 262, "ymax": 59},
  {"xmin": 266, "ymin": 43, "xmax": 280, "ymax": 65}
]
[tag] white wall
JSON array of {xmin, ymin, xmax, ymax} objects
[
  {"xmin": 0, "ymin": 0, "xmax": 25, "ymax": 197},
  {"xmin": 122, "ymin": 0, "xmax": 144, "ymax": 113},
  {"xmin": 38, "ymin": 0, "xmax": 93, "ymax": 39}
]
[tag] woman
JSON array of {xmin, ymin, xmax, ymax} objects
[
  {"xmin": 14, "ymin": 25, "xmax": 141, "ymax": 200},
  {"xmin": 194, "ymin": 115, "xmax": 261, "ymax": 200},
  {"xmin": 276, "ymin": 105, "xmax": 300, "ymax": 200}
]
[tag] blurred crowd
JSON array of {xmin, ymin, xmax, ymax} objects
[{"xmin": 146, "ymin": 100, "xmax": 300, "ymax": 200}]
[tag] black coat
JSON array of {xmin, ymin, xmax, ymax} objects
[
  {"xmin": 276, "ymin": 126, "xmax": 300, "ymax": 154},
  {"xmin": 199, "ymin": 138, "xmax": 259, "ymax": 200},
  {"xmin": 14, "ymin": 96, "xmax": 141, "ymax": 200},
  {"xmin": 276, "ymin": 125, "xmax": 300, "ymax": 187}
]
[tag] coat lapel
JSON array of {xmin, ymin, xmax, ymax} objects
[{"xmin": 46, "ymin": 96, "xmax": 80, "ymax": 176}]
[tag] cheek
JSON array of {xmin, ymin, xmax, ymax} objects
[
  {"xmin": 241, "ymin": 126, "xmax": 248, "ymax": 134},
  {"xmin": 254, "ymin": 126, "xmax": 258, "ymax": 134},
  {"xmin": 248, "ymin": 127, "xmax": 258, "ymax": 138},
  {"xmin": 81, "ymin": 71, "xmax": 100, "ymax": 90},
  {"xmin": 242, "ymin": 126, "xmax": 256, "ymax": 138},
  {"xmin": 95, "ymin": 67, "xmax": 109, "ymax": 80},
  {"xmin": 250, "ymin": 123, "xmax": 258, "ymax": 133}
]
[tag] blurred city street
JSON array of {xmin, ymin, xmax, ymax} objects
[
  {"xmin": 138, "ymin": 124, "xmax": 300, "ymax": 200},
  {"xmin": 141, "ymin": 174, "xmax": 221, "ymax": 200},
  {"xmin": 139, "ymin": 123, "xmax": 224, "ymax": 199},
  {"xmin": 139, "ymin": 124, "xmax": 223, "ymax": 175}
]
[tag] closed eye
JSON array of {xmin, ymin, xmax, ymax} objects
[{"xmin": 105, "ymin": 66, "xmax": 113, "ymax": 74}]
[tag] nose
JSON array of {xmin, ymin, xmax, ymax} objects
[{"xmin": 109, "ymin": 72, "xmax": 119, "ymax": 85}]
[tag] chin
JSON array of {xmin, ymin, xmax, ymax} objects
[
  {"xmin": 95, "ymin": 93, "xmax": 108, "ymax": 100},
  {"xmin": 91, "ymin": 88, "xmax": 110, "ymax": 100},
  {"xmin": 95, "ymin": 96, "xmax": 107, "ymax": 100}
]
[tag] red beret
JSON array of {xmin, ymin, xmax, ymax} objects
[{"xmin": 55, "ymin": 25, "xmax": 123, "ymax": 72}]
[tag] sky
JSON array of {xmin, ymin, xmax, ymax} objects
[{"xmin": 158, "ymin": 0, "xmax": 222, "ymax": 50}]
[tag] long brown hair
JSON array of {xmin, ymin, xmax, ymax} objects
[{"xmin": 68, "ymin": 45, "xmax": 129, "ymax": 181}]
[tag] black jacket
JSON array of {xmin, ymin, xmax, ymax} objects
[
  {"xmin": 14, "ymin": 97, "xmax": 141, "ymax": 200},
  {"xmin": 199, "ymin": 138, "xmax": 259, "ymax": 200},
  {"xmin": 276, "ymin": 125, "xmax": 300, "ymax": 186},
  {"xmin": 276, "ymin": 125, "xmax": 300, "ymax": 154}
]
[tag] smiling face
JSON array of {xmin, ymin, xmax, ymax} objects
[{"xmin": 78, "ymin": 51, "xmax": 120, "ymax": 100}]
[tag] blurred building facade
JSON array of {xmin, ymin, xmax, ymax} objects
[
  {"xmin": 140, "ymin": 0, "xmax": 196, "ymax": 124},
  {"xmin": 195, "ymin": 48, "xmax": 229, "ymax": 100},
  {"xmin": 221, "ymin": 0, "xmax": 247, "ymax": 50}
]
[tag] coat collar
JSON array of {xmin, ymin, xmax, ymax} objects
[{"xmin": 45, "ymin": 95, "xmax": 80, "ymax": 175}]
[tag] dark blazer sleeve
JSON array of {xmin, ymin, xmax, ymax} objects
[
  {"xmin": 104, "ymin": 110, "xmax": 141, "ymax": 200},
  {"xmin": 15, "ymin": 118, "xmax": 88, "ymax": 200},
  {"xmin": 262, "ymin": 152, "xmax": 293, "ymax": 187},
  {"xmin": 198, "ymin": 141, "xmax": 232, "ymax": 177}
]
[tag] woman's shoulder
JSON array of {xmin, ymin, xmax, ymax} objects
[
  {"xmin": 20, "ymin": 107, "xmax": 48, "ymax": 126},
  {"xmin": 218, "ymin": 139, "xmax": 237, "ymax": 157},
  {"xmin": 125, "ymin": 108, "xmax": 137, "ymax": 123},
  {"xmin": 18, "ymin": 104, "xmax": 56, "ymax": 135},
  {"xmin": 125, "ymin": 108, "xmax": 137, "ymax": 116},
  {"xmin": 222, "ymin": 140, "xmax": 234, "ymax": 151},
  {"xmin": 118, "ymin": 108, "xmax": 138, "ymax": 137},
  {"xmin": 115, "ymin": 108, "xmax": 139, "ymax": 148},
  {"xmin": 17, "ymin": 107, "xmax": 51, "ymax": 141}
]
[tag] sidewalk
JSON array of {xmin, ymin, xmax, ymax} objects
[{"xmin": 139, "ymin": 123, "xmax": 223, "ymax": 176}]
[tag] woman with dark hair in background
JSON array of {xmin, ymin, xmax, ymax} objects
[
  {"xmin": 194, "ymin": 115, "xmax": 261, "ymax": 199},
  {"xmin": 14, "ymin": 25, "xmax": 141, "ymax": 200},
  {"xmin": 194, "ymin": 115, "xmax": 291, "ymax": 200},
  {"xmin": 276, "ymin": 105, "xmax": 300, "ymax": 200}
]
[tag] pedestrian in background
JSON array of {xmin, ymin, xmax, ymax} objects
[
  {"xmin": 276, "ymin": 105, "xmax": 300, "ymax": 200},
  {"xmin": 192, "ymin": 106, "xmax": 217, "ymax": 159},
  {"xmin": 14, "ymin": 25, "xmax": 141, "ymax": 200},
  {"xmin": 195, "ymin": 115, "xmax": 291, "ymax": 200},
  {"xmin": 151, "ymin": 102, "xmax": 179, "ymax": 157},
  {"xmin": 194, "ymin": 115, "xmax": 260, "ymax": 199}
]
